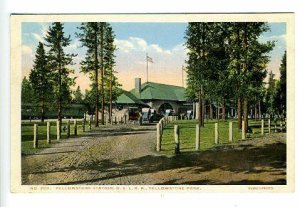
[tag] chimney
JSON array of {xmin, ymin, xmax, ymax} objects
[{"xmin": 135, "ymin": 78, "xmax": 141, "ymax": 94}]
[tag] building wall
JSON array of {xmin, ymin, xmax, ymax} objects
[{"xmin": 143, "ymin": 100, "xmax": 180, "ymax": 114}]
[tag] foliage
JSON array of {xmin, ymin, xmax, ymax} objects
[
  {"xmin": 44, "ymin": 22, "xmax": 76, "ymax": 121},
  {"xmin": 29, "ymin": 42, "xmax": 53, "ymax": 121}
]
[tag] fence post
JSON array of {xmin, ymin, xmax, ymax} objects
[
  {"xmin": 215, "ymin": 123, "xmax": 219, "ymax": 144},
  {"xmin": 74, "ymin": 119, "xmax": 77, "ymax": 136},
  {"xmin": 89, "ymin": 117, "xmax": 92, "ymax": 130},
  {"xmin": 261, "ymin": 119, "xmax": 264, "ymax": 135},
  {"xmin": 274, "ymin": 121, "xmax": 277, "ymax": 132},
  {"xmin": 160, "ymin": 120, "xmax": 163, "ymax": 135},
  {"xmin": 33, "ymin": 124, "xmax": 38, "ymax": 148},
  {"xmin": 82, "ymin": 118, "xmax": 86, "ymax": 132},
  {"xmin": 196, "ymin": 124, "xmax": 200, "ymax": 150},
  {"xmin": 67, "ymin": 120, "xmax": 70, "ymax": 137},
  {"xmin": 268, "ymin": 119, "xmax": 271, "ymax": 133},
  {"xmin": 174, "ymin": 125, "xmax": 180, "ymax": 154},
  {"xmin": 124, "ymin": 115, "xmax": 127, "ymax": 124},
  {"xmin": 57, "ymin": 120, "xmax": 61, "ymax": 141},
  {"xmin": 115, "ymin": 116, "xmax": 117, "ymax": 125},
  {"xmin": 47, "ymin": 122, "xmax": 51, "ymax": 144},
  {"xmin": 280, "ymin": 120, "xmax": 283, "ymax": 132},
  {"xmin": 229, "ymin": 122, "xmax": 233, "ymax": 142},
  {"xmin": 156, "ymin": 123, "xmax": 161, "ymax": 152},
  {"xmin": 242, "ymin": 120, "xmax": 245, "ymax": 140}
]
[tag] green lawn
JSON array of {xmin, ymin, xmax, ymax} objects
[
  {"xmin": 21, "ymin": 119, "xmax": 89, "ymax": 155},
  {"xmin": 160, "ymin": 119, "xmax": 282, "ymax": 155}
]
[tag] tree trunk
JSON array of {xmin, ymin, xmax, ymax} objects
[
  {"xmin": 41, "ymin": 97, "xmax": 45, "ymax": 123},
  {"xmin": 258, "ymin": 100, "xmax": 261, "ymax": 120},
  {"xmin": 243, "ymin": 98, "xmax": 248, "ymax": 132},
  {"xmin": 201, "ymin": 87, "xmax": 205, "ymax": 127},
  {"xmin": 254, "ymin": 102, "xmax": 258, "ymax": 121},
  {"xmin": 209, "ymin": 98, "xmax": 213, "ymax": 120},
  {"xmin": 95, "ymin": 68, "xmax": 99, "ymax": 127},
  {"xmin": 222, "ymin": 97, "xmax": 226, "ymax": 121},
  {"xmin": 216, "ymin": 99, "xmax": 219, "ymax": 121},
  {"xmin": 198, "ymin": 90, "xmax": 202, "ymax": 126},
  {"xmin": 58, "ymin": 56, "xmax": 62, "ymax": 134},
  {"xmin": 109, "ymin": 70, "xmax": 113, "ymax": 123},
  {"xmin": 238, "ymin": 97, "xmax": 242, "ymax": 130},
  {"xmin": 100, "ymin": 24, "xmax": 105, "ymax": 125},
  {"xmin": 94, "ymin": 31, "xmax": 99, "ymax": 127}
]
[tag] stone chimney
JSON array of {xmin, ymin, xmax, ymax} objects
[{"xmin": 135, "ymin": 78, "xmax": 141, "ymax": 94}]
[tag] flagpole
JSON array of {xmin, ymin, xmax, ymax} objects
[{"xmin": 146, "ymin": 53, "xmax": 148, "ymax": 83}]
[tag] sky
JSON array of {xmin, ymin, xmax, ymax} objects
[{"xmin": 22, "ymin": 22, "xmax": 286, "ymax": 92}]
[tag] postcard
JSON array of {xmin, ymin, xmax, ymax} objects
[{"xmin": 10, "ymin": 13, "xmax": 295, "ymax": 192}]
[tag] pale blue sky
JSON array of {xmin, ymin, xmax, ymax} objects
[{"xmin": 22, "ymin": 22, "xmax": 286, "ymax": 90}]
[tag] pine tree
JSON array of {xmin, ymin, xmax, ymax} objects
[
  {"xmin": 278, "ymin": 51, "xmax": 286, "ymax": 117},
  {"xmin": 77, "ymin": 22, "xmax": 120, "ymax": 125},
  {"xmin": 103, "ymin": 24, "xmax": 121, "ymax": 122},
  {"xmin": 29, "ymin": 42, "xmax": 52, "ymax": 122},
  {"xmin": 73, "ymin": 86, "xmax": 83, "ymax": 103},
  {"xmin": 45, "ymin": 22, "xmax": 76, "ymax": 129},
  {"xmin": 227, "ymin": 22, "xmax": 274, "ymax": 131},
  {"xmin": 21, "ymin": 77, "xmax": 34, "ymax": 105}
]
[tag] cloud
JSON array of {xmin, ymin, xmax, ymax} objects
[
  {"xmin": 22, "ymin": 45, "xmax": 33, "ymax": 56},
  {"xmin": 114, "ymin": 36, "xmax": 187, "ymax": 90}
]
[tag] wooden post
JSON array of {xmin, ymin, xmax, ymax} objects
[
  {"xmin": 215, "ymin": 123, "xmax": 219, "ymax": 144},
  {"xmin": 67, "ymin": 120, "xmax": 70, "ymax": 137},
  {"xmin": 242, "ymin": 120, "xmax": 245, "ymax": 140},
  {"xmin": 74, "ymin": 119, "xmax": 77, "ymax": 136},
  {"xmin": 274, "ymin": 121, "xmax": 277, "ymax": 132},
  {"xmin": 57, "ymin": 120, "xmax": 61, "ymax": 141},
  {"xmin": 156, "ymin": 123, "xmax": 161, "ymax": 152},
  {"xmin": 89, "ymin": 119, "xmax": 91, "ymax": 130},
  {"xmin": 280, "ymin": 120, "xmax": 283, "ymax": 132},
  {"xmin": 33, "ymin": 124, "xmax": 38, "ymax": 148},
  {"xmin": 47, "ymin": 122, "xmax": 51, "ymax": 144},
  {"xmin": 82, "ymin": 118, "xmax": 86, "ymax": 132},
  {"xmin": 124, "ymin": 115, "xmax": 127, "ymax": 124},
  {"xmin": 261, "ymin": 119, "xmax": 264, "ymax": 135},
  {"xmin": 196, "ymin": 124, "xmax": 200, "ymax": 150},
  {"xmin": 268, "ymin": 119, "xmax": 271, "ymax": 133},
  {"xmin": 174, "ymin": 125, "xmax": 180, "ymax": 154},
  {"xmin": 115, "ymin": 116, "xmax": 117, "ymax": 125},
  {"xmin": 229, "ymin": 122, "xmax": 233, "ymax": 142},
  {"xmin": 160, "ymin": 120, "xmax": 163, "ymax": 135}
]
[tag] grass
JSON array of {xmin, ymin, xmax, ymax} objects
[
  {"xmin": 160, "ymin": 119, "xmax": 284, "ymax": 155},
  {"xmin": 21, "ymin": 119, "xmax": 90, "ymax": 155}
]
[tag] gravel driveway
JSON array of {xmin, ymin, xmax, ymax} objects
[{"xmin": 22, "ymin": 124, "xmax": 286, "ymax": 185}]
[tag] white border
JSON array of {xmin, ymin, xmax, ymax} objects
[{"xmin": 1, "ymin": 1, "xmax": 299, "ymax": 207}]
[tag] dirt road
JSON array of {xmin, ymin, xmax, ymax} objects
[{"xmin": 22, "ymin": 125, "xmax": 286, "ymax": 185}]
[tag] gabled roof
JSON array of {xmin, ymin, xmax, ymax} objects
[
  {"xmin": 116, "ymin": 90, "xmax": 148, "ymax": 106},
  {"xmin": 130, "ymin": 82, "xmax": 187, "ymax": 102}
]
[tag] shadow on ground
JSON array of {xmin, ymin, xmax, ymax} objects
[{"xmin": 46, "ymin": 141, "xmax": 286, "ymax": 185}]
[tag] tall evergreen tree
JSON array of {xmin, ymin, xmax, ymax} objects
[
  {"xmin": 45, "ymin": 22, "xmax": 76, "ymax": 129},
  {"xmin": 29, "ymin": 42, "xmax": 52, "ymax": 122},
  {"xmin": 73, "ymin": 86, "xmax": 83, "ymax": 103},
  {"xmin": 77, "ymin": 22, "xmax": 103, "ymax": 126},
  {"xmin": 77, "ymin": 22, "xmax": 119, "ymax": 125},
  {"xmin": 21, "ymin": 76, "xmax": 34, "ymax": 106},
  {"xmin": 227, "ymin": 22, "xmax": 273, "ymax": 131},
  {"xmin": 103, "ymin": 24, "xmax": 121, "ymax": 122},
  {"xmin": 277, "ymin": 51, "xmax": 287, "ymax": 117},
  {"xmin": 185, "ymin": 22, "xmax": 214, "ymax": 126}
]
